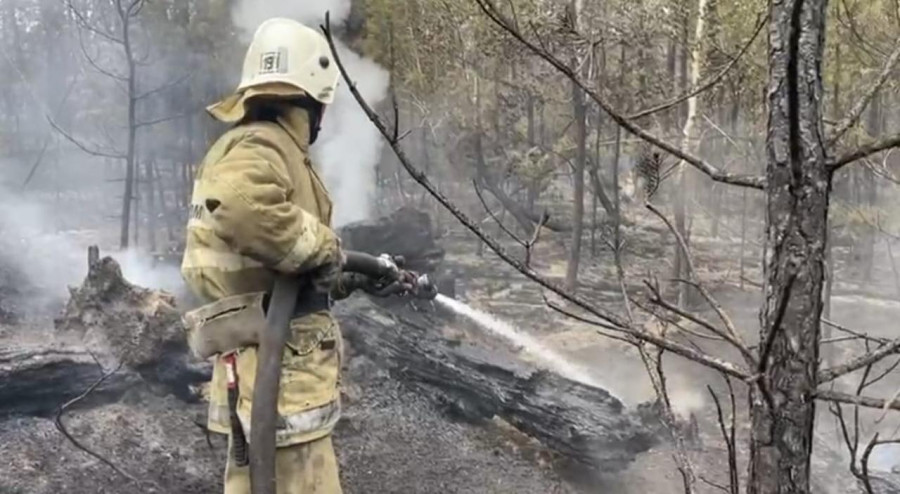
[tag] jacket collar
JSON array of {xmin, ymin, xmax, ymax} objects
[{"xmin": 275, "ymin": 105, "xmax": 311, "ymax": 155}]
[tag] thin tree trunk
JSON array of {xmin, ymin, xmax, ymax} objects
[
  {"xmin": 592, "ymin": 43, "xmax": 608, "ymax": 258},
  {"xmin": 674, "ymin": 0, "xmax": 709, "ymax": 307},
  {"xmin": 565, "ymin": 0, "xmax": 587, "ymax": 292},
  {"xmin": 145, "ymin": 159, "xmax": 157, "ymax": 253},
  {"xmin": 862, "ymin": 91, "xmax": 882, "ymax": 281},
  {"xmin": 120, "ymin": 12, "xmax": 137, "ymax": 249},
  {"xmin": 132, "ymin": 166, "xmax": 140, "ymax": 248},
  {"xmin": 824, "ymin": 36, "xmax": 841, "ymax": 322},
  {"xmin": 749, "ymin": 2, "xmax": 830, "ymax": 493},
  {"xmin": 739, "ymin": 188, "xmax": 748, "ymax": 290},
  {"xmin": 612, "ymin": 125, "xmax": 623, "ymax": 272},
  {"xmin": 526, "ymin": 94, "xmax": 535, "ymax": 147},
  {"xmin": 152, "ymin": 160, "xmax": 175, "ymax": 244}
]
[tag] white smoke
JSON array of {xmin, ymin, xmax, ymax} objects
[
  {"xmin": 230, "ymin": 1, "xmax": 390, "ymax": 227},
  {"xmin": 0, "ymin": 187, "xmax": 185, "ymax": 312}
]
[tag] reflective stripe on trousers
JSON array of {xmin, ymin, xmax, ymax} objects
[{"xmin": 209, "ymin": 399, "xmax": 341, "ymax": 446}]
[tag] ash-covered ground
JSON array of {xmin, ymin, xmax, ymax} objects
[
  {"xmin": 0, "ymin": 322, "xmax": 574, "ymax": 494},
  {"xmin": 3, "ymin": 207, "xmax": 900, "ymax": 494}
]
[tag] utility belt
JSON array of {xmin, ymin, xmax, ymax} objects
[
  {"xmin": 182, "ymin": 286, "xmax": 332, "ymax": 361},
  {"xmin": 183, "ymin": 286, "xmax": 335, "ymax": 464},
  {"xmin": 262, "ymin": 291, "xmax": 332, "ymax": 319}
]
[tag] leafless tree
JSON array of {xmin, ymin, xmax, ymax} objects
[{"xmin": 56, "ymin": 0, "xmax": 191, "ymax": 249}]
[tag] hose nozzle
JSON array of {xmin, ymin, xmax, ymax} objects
[{"xmin": 412, "ymin": 273, "xmax": 439, "ymax": 300}]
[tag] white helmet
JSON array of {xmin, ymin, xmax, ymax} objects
[{"xmin": 237, "ymin": 18, "xmax": 339, "ymax": 105}]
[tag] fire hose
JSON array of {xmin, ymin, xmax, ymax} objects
[{"xmin": 249, "ymin": 250, "xmax": 437, "ymax": 494}]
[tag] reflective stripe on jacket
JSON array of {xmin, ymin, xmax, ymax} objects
[{"xmin": 182, "ymin": 104, "xmax": 342, "ymax": 446}]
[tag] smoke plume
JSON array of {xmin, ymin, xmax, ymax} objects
[
  {"xmin": 0, "ymin": 187, "xmax": 184, "ymax": 313},
  {"xmin": 230, "ymin": 1, "xmax": 390, "ymax": 227}
]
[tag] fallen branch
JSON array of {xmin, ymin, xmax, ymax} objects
[{"xmin": 54, "ymin": 362, "xmax": 144, "ymax": 485}]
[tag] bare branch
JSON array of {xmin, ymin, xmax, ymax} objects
[
  {"xmin": 128, "ymin": 0, "xmax": 146, "ymax": 17},
  {"xmin": 830, "ymin": 132, "xmax": 900, "ymax": 172},
  {"xmin": 817, "ymin": 389, "xmax": 900, "ymax": 411},
  {"xmin": 831, "ymin": 402, "xmax": 861, "ymax": 481},
  {"xmin": 542, "ymin": 295, "xmax": 633, "ymax": 341},
  {"xmin": 708, "ymin": 382, "xmax": 740, "ymax": 494},
  {"xmin": 860, "ymin": 435, "xmax": 900, "ymax": 494},
  {"xmin": 66, "ymin": 0, "xmax": 124, "ymax": 44},
  {"xmin": 48, "ymin": 117, "xmax": 126, "ymax": 159},
  {"xmin": 645, "ymin": 281, "xmax": 736, "ymax": 343},
  {"xmin": 645, "ymin": 203, "xmax": 754, "ymax": 363},
  {"xmin": 322, "ymin": 14, "xmax": 751, "ymax": 381},
  {"xmin": 22, "ymin": 78, "xmax": 80, "ymax": 187},
  {"xmin": 54, "ymin": 363, "xmax": 144, "ymax": 485},
  {"xmin": 629, "ymin": 12, "xmax": 768, "ymax": 120},
  {"xmin": 135, "ymin": 72, "xmax": 192, "ymax": 101},
  {"xmin": 828, "ymin": 41, "xmax": 900, "ymax": 145},
  {"xmin": 823, "ymin": 318, "xmax": 889, "ymax": 345},
  {"xmin": 524, "ymin": 213, "xmax": 548, "ymax": 268},
  {"xmin": 866, "ymin": 357, "xmax": 900, "ymax": 389},
  {"xmin": 638, "ymin": 347, "xmax": 697, "ymax": 493},
  {"xmin": 135, "ymin": 110, "xmax": 198, "ymax": 129},
  {"xmin": 473, "ymin": 0, "xmax": 766, "ymax": 190},
  {"xmin": 473, "ymin": 179, "xmax": 527, "ymax": 247},
  {"xmin": 698, "ymin": 476, "xmax": 730, "ymax": 493},
  {"xmin": 78, "ymin": 30, "xmax": 128, "ymax": 82},
  {"xmin": 819, "ymin": 338, "xmax": 900, "ymax": 383}
]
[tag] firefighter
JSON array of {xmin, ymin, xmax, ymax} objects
[{"xmin": 181, "ymin": 18, "xmax": 345, "ymax": 493}]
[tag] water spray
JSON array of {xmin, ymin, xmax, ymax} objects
[
  {"xmin": 433, "ymin": 294, "xmax": 600, "ymax": 388},
  {"xmin": 344, "ymin": 253, "xmax": 599, "ymax": 388}
]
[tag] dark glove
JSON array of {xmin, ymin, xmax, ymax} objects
[
  {"xmin": 331, "ymin": 271, "xmax": 416, "ymax": 300},
  {"xmin": 310, "ymin": 249, "xmax": 346, "ymax": 294}
]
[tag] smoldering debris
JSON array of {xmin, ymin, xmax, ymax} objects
[{"xmin": 54, "ymin": 254, "xmax": 184, "ymax": 369}]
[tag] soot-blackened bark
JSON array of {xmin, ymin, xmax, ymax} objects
[
  {"xmin": 338, "ymin": 297, "xmax": 659, "ymax": 472},
  {"xmin": 750, "ymin": 2, "xmax": 830, "ymax": 493}
]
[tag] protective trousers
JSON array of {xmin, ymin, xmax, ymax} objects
[{"xmin": 224, "ymin": 434, "xmax": 343, "ymax": 494}]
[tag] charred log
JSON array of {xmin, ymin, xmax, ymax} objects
[
  {"xmin": 0, "ymin": 346, "xmax": 137, "ymax": 416},
  {"xmin": 0, "ymin": 250, "xmax": 209, "ymax": 417},
  {"xmin": 338, "ymin": 208, "xmax": 657, "ymax": 470},
  {"xmin": 337, "ymin": 297, "xmax": 657, "ymax": 472}
]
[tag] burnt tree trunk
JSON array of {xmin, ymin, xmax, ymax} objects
[{"xmin": 750, "ymin": 2, "xmax": 829, "ymax": 493}]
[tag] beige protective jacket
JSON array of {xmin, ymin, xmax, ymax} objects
[{"xmin": 181, "ymin": 104, "xmax": 343, "ymax": 447}]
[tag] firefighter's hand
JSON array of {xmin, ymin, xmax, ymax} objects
[
  {"xmin": 311, "ymin": 250, "xmax": 346, "ymax": 294},
  {"xmin": 363, "ymin": 269, "xmax": 417, "ymax": 298}
]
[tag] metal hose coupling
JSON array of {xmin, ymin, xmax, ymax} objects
[{"xmin": 411, "ymin": 273, "xmax": 439, "ymax": 300}]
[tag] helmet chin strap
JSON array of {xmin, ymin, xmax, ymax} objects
[{"xmin": 296, "ymin": 100, "xmax": 325, "ymax": 145}]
